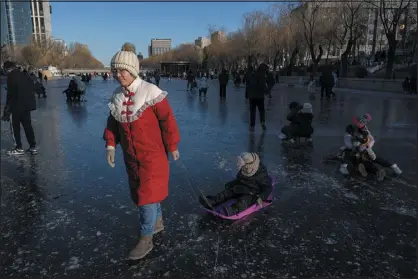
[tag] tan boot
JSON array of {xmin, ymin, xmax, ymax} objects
[
  {"xmin": 153, "ymin": 216, "xmax": 164, "ymax": 235},
  {"xmin": 128, "ymin": 235, "xmax": 153, "ymax": 260}
]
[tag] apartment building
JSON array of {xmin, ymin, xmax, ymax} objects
[
  {"xmin": 4, "ymin": 0, "xmax": 33, "ymax": 45},
  {"xmin": 148, "ymin": 38, "xmax": 171, "ymax": 56},
  {"xmin": 30, "ymin": 0, "xmax": 52, "ymax": 42},
  {"xmin": 194, "ymin": 36, "xmax": 211, "ymax": 48},
  {"xmin": 210, "ymin": 31, "xmax": 227, "ymax": 44}
]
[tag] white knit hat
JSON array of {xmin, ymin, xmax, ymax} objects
[
  {"xmin": 300, "ymin": 103, "xmax": 312, "ymax": 114},
  {"xmin": 111, "ymin": 43, "xmax": 139, "ymax": 78},
  {"xmin": 237, "ymin": 152, "xmax": 260, "ymax": 177}
]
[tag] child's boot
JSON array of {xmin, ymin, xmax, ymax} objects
[
  {"xmin": 376, "ymin": 169, "xmax": 386, "ymax": 181},
  {"xmin": 339, "ymin": 163, "xmax": 349, "ymax": 175},
  {"xmin": 128, "ymin": 235, "xmax": 153, "ymax": 260},
  {"xmin": 357, "ymin": 163, "xmax": 368, "ymax": 177},
  {"xmin": 390, "ymin": 164, "xmax": 402, "ymax": 175}
]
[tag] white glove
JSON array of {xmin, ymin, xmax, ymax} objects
[
  {"xmin": 366, "ymin": 148, "xmax": 376, "ymax": 160},
  {"xmin": 106, "ymin": 149, "xmax": 115, "ymax": 168}
]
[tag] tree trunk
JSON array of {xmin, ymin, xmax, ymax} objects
[
  {"xmin": 287, "ymin": 46, "xmax": 299, "ymax": 76},
  {"xmin": 310, "ymin": 45, "xmax": 323, "ymax": 76},
  {"xmin": 340, "ymin": 39, "xmax": 353, "ymax": 77},
  {"xmin": 371, "ymin": 8, "xmax": 379, "ymax": 56},
  {"xmin": 247, "ymin": 55, "xmax": 253, "ymax": 70},
  {"xmin": 326, "ymin": 42, "xmax": 331, "ymax": 64},
  {"xmin": 385, "ymin": 35, "xmax": 397, "ymax": 79},
  {"xmin": 273, "ymin": 56, "xmax": 278, "ymax": 78}
]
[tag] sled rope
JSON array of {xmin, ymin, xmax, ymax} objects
[{"xmin": 178, "ymin": 161, "xmax": 199, "ymax": 201}]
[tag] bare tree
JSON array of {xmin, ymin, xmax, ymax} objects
[
  {"xmin": 294, "ymin": 1, "xmax": 324, "ymax": 76},
  {"xmin": 283, "ymin": 8, "xmax": 305, "ymax": 75},
  {"xmin": 265, "ymin": 5, "xmax": 289, "ymax": 76},
  {"xmin": 375, "ymin": 0, "xmax": 414, "ymax": 78},
  {"xmin": 336, "ymin": 1, "xmax": 368, "ymax": 77},
  {"xmin": 321, "ymin": 8, "xmax": 342, "ymax": 64},
  {"xmin": 46, "ymin": 40, "xmax": 67, "ymax": 68},
  {"xmin": 20, "ymin": 44, "xmax": 42, "ymax": 66},
  {"xmin": 240, "ymin": 11, "xmax": 270, "ymax": 68}
]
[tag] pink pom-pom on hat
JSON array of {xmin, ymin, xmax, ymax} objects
[{"xmin": 352, "ymin": 113, "xmax": 372, "ymax": 128}]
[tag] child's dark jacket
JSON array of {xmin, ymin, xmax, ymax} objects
[{"xmin": 225, "ymin": 163, "xmax": 272, "ymax": 201}]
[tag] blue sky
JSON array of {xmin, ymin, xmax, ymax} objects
[{"xmin": 51, "ymin": 2, "xmax": 276, "ymax": 65}]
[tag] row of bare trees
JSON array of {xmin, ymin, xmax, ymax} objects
[
  {"xmin": 1, "ymin": 36, "xmax": 104, "ymax": 69},
  {"xmin": 142, "ymin": 0, "xmax": 416, "ymax": 78}
]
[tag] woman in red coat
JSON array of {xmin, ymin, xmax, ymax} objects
[{"xmin": 103, "ymin": 43, "xmax": 180, "ymax": 260}]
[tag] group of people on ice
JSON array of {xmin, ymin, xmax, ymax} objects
[
  {"xmin": 2, "ymin": 40, "xmax": 405, "ymax": 263},
  {"xmin": 337, "ymin": 114, "xmax": 402, "ymax": 180}
]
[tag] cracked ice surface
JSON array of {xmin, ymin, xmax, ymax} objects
[{"xmin": 0, "ymin": 77, "xmax": 416, "ymax": 278}]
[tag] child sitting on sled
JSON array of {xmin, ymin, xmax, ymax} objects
[{"xmin": 199, "ymin": 152, "xmax": 272, "ymax": 216}]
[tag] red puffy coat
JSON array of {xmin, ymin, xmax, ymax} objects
[{"xmin": 103, "ymin": 78, "xmax": 180, "ymax": 206}]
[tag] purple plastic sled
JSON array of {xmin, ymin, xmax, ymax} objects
[{"xmin": 202, "ymin": 177, "xmax": 276, "ymax": 220}]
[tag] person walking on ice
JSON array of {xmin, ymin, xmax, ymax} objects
[{"xmin": 103, "ymin": 43, "xmax": 181, "ymax": 260}]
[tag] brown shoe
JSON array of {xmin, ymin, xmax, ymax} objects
[
  {"xmin": 153, "ymin": 216, "xmax": 164, "ymax": 235},
  {"xmin": 357, "ymin": 163, "xmax": 368, "ymax": 177},
  {"xmin": 376, "ymin": 169, "xmax": 386, "ymax": 181},
  {"xmin": 128, "ymin": 236, "xmax": 153, "ymax": 260}
]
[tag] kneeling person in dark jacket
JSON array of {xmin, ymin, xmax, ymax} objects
[
  {"xmin": 281, "ymin": 102, "xmax": 314, "ymax": 143},
  {"xmin": 199, "ymin": 153, "xmax": 272, "ymax": 216},
  {"xmin": 63, "ymin": 79, "xmax": 77, "ymax": 102}
]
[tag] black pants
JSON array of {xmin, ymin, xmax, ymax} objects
[
  {"xmin": 155, "ymin": 79, "xmax": 160, "ymax": 86},
  {"xmin": 199, "ymin": 88, "xmax": 207, "ymax": 96},
  {"xmin": 362, "ymin": 161, "xmax": 380, "ymax": 175},
  {"xmin": 219, "ymin": 84, "xmax": 227, "ymax": 98},
  {"xmin": 374, "ymin": 156, "xmax": 393, "ymax": 168},
  {"xmin": 321, "ymin": 86, "xmax": 335, "ymax": 98},
  {"xmin": 12, "ymin": 111, "xmax": 36, "ymax": 149},
  {"xmin": 249, "ymin": 98, "xmax": 265, "ymax": 127},
  {"xmin": 211, "ymin": 185, "xmax": 256, "ymax": 214}
]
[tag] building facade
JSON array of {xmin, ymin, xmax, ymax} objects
[
  {"xmin": 30, "ymin": 0, "xmax": 52, "ymax": 42},
  {"xmin": 292, "ymin": 1, "xmax": 417, "ymax": 64},
  {"xmin": 210, "ymin": 31, "xmax": 227, "ymax": 44},
  {"xmin": 1, "ymin": 1, "xmax": 9, "ymax": 46},
  {"xmin": 194, "ymin": 36, "xmax": 211, "ymax": 48},
  {"xmin": 149, "ymin": 38, "xmax": 171, "ymax": 56},
  {"xmin": 4, "ymin": 0, "xmax": 33, "ymax": 45}
]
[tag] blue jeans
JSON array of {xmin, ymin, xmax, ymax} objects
[{"xmin": 138, "ymin": 203, "xmax": 162, "ymax": 236}]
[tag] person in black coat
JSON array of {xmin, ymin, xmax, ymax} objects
[
  {"xmin": 320, "ymin": 71, "xmax": 335, "ymax": 99},
  {"xmin": 186, "ymin": 70, "xmax": 194, "ymax": 90},
  {"xmin": 281, "ymin": 102, "xmax": 314, "ymax": 143},
  {"xmin": 1, "ymin": 61, "xmax": 37, "ymax": 155},
  {"xmin": 154, "ymin": 70, "xmax": 161, "ymax": 87},
  {"xmin": 199, "ymin": 152, "xmax": 272, "ymax": 216},
  {"xmin": 266, "ymin": 71, "xmax": 275, "ymax": 98},
  {"xmin": 246, "ymin": 64, "xmax": 268, "ymax": 131},
  {"xmin": 218, "ymin": 69, "xmax": 229, "ymax": 98}
]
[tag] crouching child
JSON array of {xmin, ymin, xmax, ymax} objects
[
  {"xmin": 339, "ymin": 124, "xmax": 386, "ymax": 180},
  {"xmin": 281, "ymin": 102, "xmax": 314, "ymax": 143},
  {"xmin": 199, "ymin": 153, "xmax": 272, "ymax": 216}
]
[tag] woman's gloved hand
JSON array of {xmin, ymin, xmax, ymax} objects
[{"xmin": 106, "ymin": 148, "xmax": 115, "ymax": 167}]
